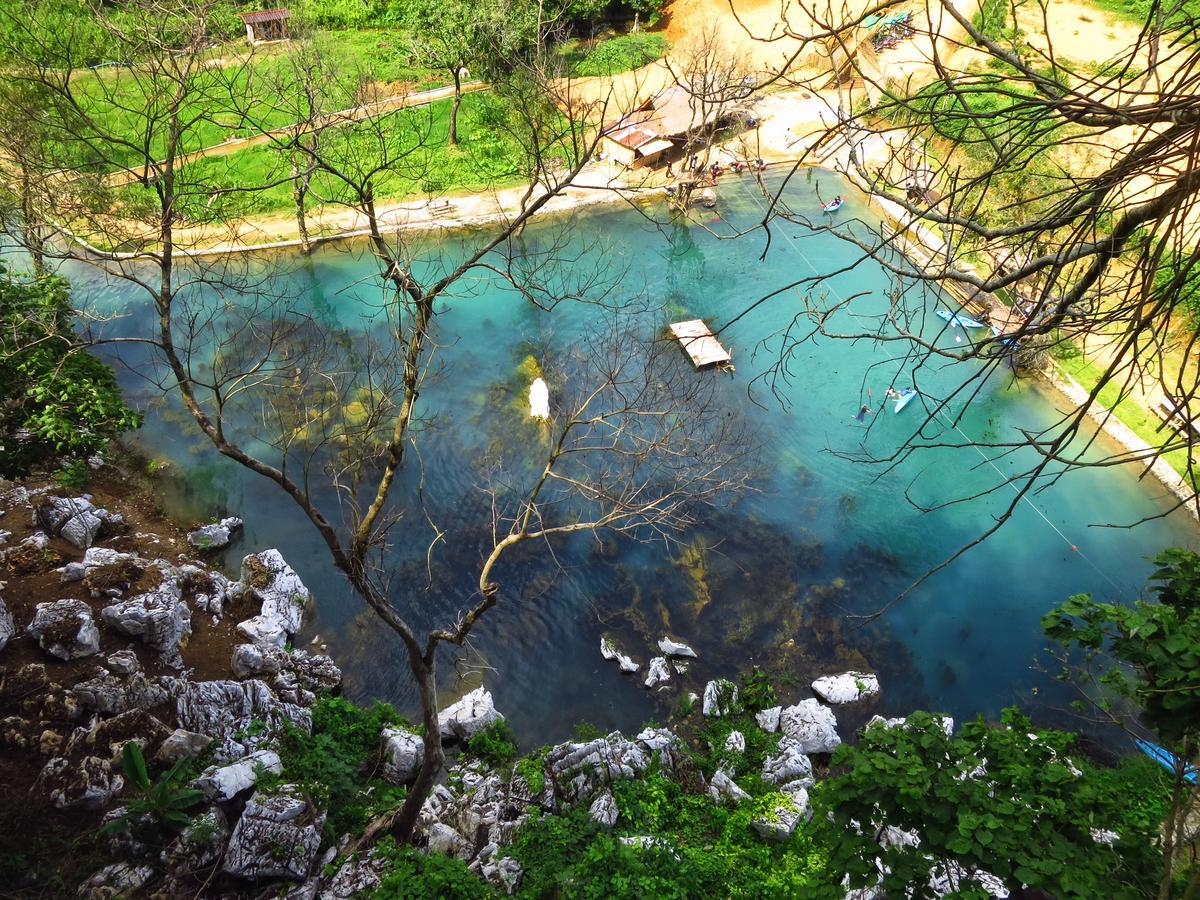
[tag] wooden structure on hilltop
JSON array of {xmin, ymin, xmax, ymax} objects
[
  {"xmin": 239, "ymin": 8, "xmax": 290, "ymax": 45},
  {"xmin": 669, "ymin": 320, "xmax": 733, "ymax": 369}
]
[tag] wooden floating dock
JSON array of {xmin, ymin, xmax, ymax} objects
[{"xmin": 669, "ymin": 319, "xmax": 733, "ymax": 369}]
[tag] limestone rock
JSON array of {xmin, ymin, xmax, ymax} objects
[
  {"xmin": 0, "ymin": 597, "xmax": 13, "ymax": 653},
  {"xmin": 480, "ymin": 856, "xmax": 523, "ymax": 895},
  {"xmin": 156, "ymin": 728, "xmax": 214, "ymax": 765},
  {"xmin": 187, "ymin": 517, "xmax": 243, "ymax": 551},
  {"xmin": 589, "ymin": 789, "xmax": 619, "ymax": 827},
  {"xmin": 780, "ymin": 699, "xmax": 841, "ymax": 754},
  {"xmin": 381, "ymin": 726, "xmax": 424, "ymax": 784},
  {"xmin": 599, "ymin": 636, "xmax": 639, "ymax": 673},
  {"xmin": 231, "ymin": 642, "xmax": 289, "ymax": 678},
  {"xmin": 708, "ymin": 769, "xmax": 750, "ymax": 803},
  {"xmin": 223, "ymin": 787, "xmax": 325, "ymax": 880},
  {"xmin": 438, "ymin": 687, "xmax": 502, "ymax": 742},
  {"xmin": 64, "ymin": 708, "xmax": 171, "ymax": 761},
  {"xmin": 755, "ymin": 706, "xmax": 781, "ymax": 732},
  {"xmin": 36, "ymin": 496, "xmax": 115, "ymax": 550},
  {"xmin": 101, "ymin": 580, "xmax": 191, "ymax": 666},
  {"xmin": 724, "ymin": 730, "xmax": 746, "ymax": 754},
  {"xmin": 811, "ymin": 672, "xmax": 880, "ymax": 705},
  {"xmin": 176, "ymin": 679, "xmax": 311, "ymax": 763},
  {"xmin": 545, "ymin": 731, "xmax": 650, "ymax": 802},
  {"xmin": 57, "ymin": 561, "xmax": 86, "ymax": 582},
  {"xmin": 643, "ymin": 656, "xmax": 670, "ymax": 689},
  {"xmin": 236, "ymin": 614, "xmax": 288, "ymax": 648},
  {"xmin": 61, "ymin": 509, "xmax": 103, "ymax": 549},
  {"xmin": 657, "ymin": 637, "xmax": 697, "ymax": 658},
  {"xmin": 751, "ymin": 787, "xmax": 811, "ymax": 841},
  {"xmin": 241, "ymin": 549, "xmax": 311, "ymax": 635},
  {"xmin": 196, "ymin": 749, "xmax": 283, "ymax": 801},
  {"xmin": 635, "ymin": 727, "xmax": 678, "ymax": 754},
  {"xmin": 104, "ymin": 649, "xmax": 140, "ymax": 675},
  {"xmin": 161, "ymin": 808, "xmax": 229, "ymax": 875},
  {"xmin": 702, "ymin": 679, "xmax": 741, "ymax": 717},
  {"xmin": 868, "ymin": 714, "xmax": 954, "ymax": 736},
  {"xmin": 27, "ymin": 599, "xmax": 101, "ymax": 660},
  {"xmin": 35, "ymin": 755, "xmax": 122, "ymax": 809},
  {"xmin": 77, "ymin": 862, "xmax": 155, "ymax": 899},
  {"xmin": 322, "ymin": 851, "xmax": 386, "ymax": 898},
  {"xmin": 426, "ymin": 822, "xmax": 472, "ymax": 859},
  {"xmin": 72, "ymin": 670, "xmax": 172, "ymax": 716},
  {"xmin": 762, "ymin": 735, "xmax": 814, "ymax": 787}
]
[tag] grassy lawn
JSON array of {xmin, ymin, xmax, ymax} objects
[
  {"xmin": 557, "ymin": 31, "xmax": 668, "ymax": 76},
  {"xmin": 147, "ymin": 92, "xmax": 534, "ymax": 223},
  {"xmin": 1054, "ymin": 348, "xmax": 1196, "ymax": 484},
  {"xmin": 68, "ymin": 29, "xmax": 444, "ymax": 171}
]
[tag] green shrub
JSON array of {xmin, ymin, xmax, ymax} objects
[
  {"xmin": 52, "ymin": 459, "xmax": 90, "ymax": 491},
  {"xmin": 373, "ymin": 838, "xmax": 495, "ymax": 898},
  {"xmin": 572, "ymin": 32, "xmax": 667, "ymax": 77},
  {"xmin": 466, "ymin": 719, "xmax": 519, "ymax": 769},
  {"xmin": 274, "ymin": 696, "xmax": 409, "ymax": 839},
  {"xmin": 740, "ymin": 666, "xmax": 777, "ymax": 713}
]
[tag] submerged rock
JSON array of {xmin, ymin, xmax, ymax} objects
[
  {"xmin": 27, "ymin": 599, "xmax": 101, "ymax": 660},
  {"xmin": 529, "ymin": 377, "xmax": 550, "ymax": 420},
  {"xmin": 811, "ymin": 671, "xmax": 880, "ymax": 705},
  {"xmin": 780, "ymin": 699, "xmax": 841, "ymax": 754},
  {"xmin": 599, "ymin": 636, "xmax": 639, "ymax": 673},
  {"xmin": 438, "ymin": 687, "xmax": 502, "ymax": 743},
  {"xmin": 643, "ymin": 657, "xmax": 670, "ymax": 689},
  {"xmin": 657, "ymin": 637, "xmax": 697, "ymax": 658}
]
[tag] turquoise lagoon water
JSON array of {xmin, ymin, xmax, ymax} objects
[{"xmin": 57, "ymin": 172, "xmax": 1200, "ymax": 745}]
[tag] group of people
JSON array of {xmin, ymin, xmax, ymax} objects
[
  {"xmin": 667, "ymin": 157, "xmax": 768, "ymax": 181},
  {"xmin": 854, "ymin": 387, "xmax": 910, "ymax": 421}
]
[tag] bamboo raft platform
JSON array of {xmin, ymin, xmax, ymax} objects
[{"xmin": 669, "ymin": 319, "xmax": 733, "ymax": 369}]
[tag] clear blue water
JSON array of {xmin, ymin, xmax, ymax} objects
[{"xmin": 55, "ymin": 172, "xmax": 1199, "ymax": 744}]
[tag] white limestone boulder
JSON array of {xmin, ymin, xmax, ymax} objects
[
  {"xmin": 381, "ymin": 726, "xmax": 424, "ymax": 784},
  {"xmin": 780, "ymin": 699, "xmax": 841, "ymax": 754},
  {"xmin": 223, "ymin": 787, "xmax": 325, "ymax": 880},
  {"xmin": 27, "ymin": 599, "xmax": 100, "ymax": 660},
  {"xmin": 600, "ymin": 636, "xmax": 639, "ymax": 673},
  {"xmin": 751, "ymin": 786, "xmax": 812, "ymax": 841},
  {"xmin": 643, "ymin": 656, "xmax": 670, "ymax": 688},
  {"xmin": 702, "ymin": 679, "xmax": 741, "ymax": 717},
  {"xmin": 195, "ymin": 749, "xmax": 283, "ymax": 802},
  {"xmin": 657, "ymin": 637, "xmax": 697, "ymax": 658},
  {"xmin": 438, "ymin": 687, "xmax": 502, "ymax": 742},
  {"xmin": 811, "ymin": 671, "xmax": 880, "ymax": 705}
]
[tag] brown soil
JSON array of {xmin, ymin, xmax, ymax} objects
[{"xmin": 0, "ymin": 459, "xmax": 260, "ymax": 897}]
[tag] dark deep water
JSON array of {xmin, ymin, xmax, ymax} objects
[{"xmin": 44, "ymin": 171, "xmax": 1200, "ymax": 746}]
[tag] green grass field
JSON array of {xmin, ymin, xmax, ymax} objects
[
  {"xmin": 1055, "ymin": 349, "xmax": 1196, "ymax": 485},
  {"xmin": 135, "ymin": 92, "xmax": 533, "ymax": 224},
  {"xmin": 69, "ymin": 29, "xmax": 442, "ymax": 171}
]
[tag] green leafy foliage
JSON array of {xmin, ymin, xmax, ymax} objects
[
  {"xmin": 274, "ymin": 696, "xmax": 409, "ymax": 839},
  {"xmin": 466, "ymin": 719, "xmax": 519, "ymax": 769},
  {"xmin": 1150, "ymin": 251, "xmax": 1200, "ymax": 331},
  {"xmin": 100, "ymin": 742, "xmax": 205, "ymax": 843},
  {"xmin": 740, "ymin": 666, "xmax": 777, "ymax": 713},
  {"xmin": 0, "ymin": 267, "xmax": 141, "ymax": 476},
  {"xmin": 811, "ymin": 709, "xmax": 1160, "ymax": 898},
  {"xmin": 373, "ymin": 838, "xmax": 496, "ymax": 898},
  {"xmin": 1043, "ymin": 548, "xmax": 1200, "ymax": 742},
  {"xmin": 570, "ymin": 32, "xmax": 666, "ymax": 77}
]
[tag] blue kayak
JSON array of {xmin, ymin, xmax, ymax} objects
[
  {"xmin": 822, "ymin": 197, "xmax": 845, "ymax": 213},
  {"xmin": 893, "ymin": 388, "xmax": 918, "ymax": 413},
  {"xmin": 936, "ymin": 308, "xmax": 986, "ymax": 329},
  {"xmin": 1136, "ymin": 738, "xmax": 1198, "ymax": 783}
]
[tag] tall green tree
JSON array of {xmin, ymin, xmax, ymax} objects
[
  {"xmin": 813, "ymin": 709, "xmax": 1160, "ymax": 899},
  {"xmin": 0, "ymin": 267, "xmax": 141, "ymax": 475},
  {"xmin": 1044, "ymin": 547, "xmax": 1200, "ymax": 899}
]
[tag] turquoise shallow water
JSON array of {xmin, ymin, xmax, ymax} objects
[{"xmin": 57, "ymin": 171, "xmax": 1200, "ymax": 743}]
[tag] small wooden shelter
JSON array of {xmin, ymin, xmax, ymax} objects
[
  {"xmin": 669, "ymin": 319, "xmax": 732, "ymax": 369},
  {"xmin": 602, "ymin": 84, "xmax": 749, "ymax": 170},
  {"xmin": 239, "ymin": 8, "xmax": 291, "ymax": 45}
]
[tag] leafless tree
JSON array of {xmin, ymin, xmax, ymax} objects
[
  {"xmin": 0, "ymin": 0, "xmax": 750, "ymax": 847},
  {"xmin": 717, "ymin": 0, "xmax": 1200, "ymax": 607}
]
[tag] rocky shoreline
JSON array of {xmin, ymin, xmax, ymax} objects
[{"xmin": 0, "ymin": 468, "xmax": 950, "ymax": 898}]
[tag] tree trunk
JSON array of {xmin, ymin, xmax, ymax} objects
[
  {"xmin": 391, "ymin": 653, "xmax": 445, "ymax": 843},
  {"xmin": 449, "ymin": 67, "xmax": 462, "ymax": 148},
  {"xmin": 20, "ymin": 169, "xmax": 44, "ymax": 276},
  {"xmin": 291, "ymin": 148, "xmax": 311, "ymax": 254}
]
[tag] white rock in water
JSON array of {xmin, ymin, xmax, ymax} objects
[
  {"xmin": 529, "ymin": 377, "xmax": 550, "ymax": 419},
  {"xmin": 600, "ymin": 636, "xmax": 639, "ymax": 673},
  {"xmin": 779, "ymin": 699, "xmax": 840, "ymax": 754},
  {"xmin": 643, "ymin": 657, "xmax": 671, "ymax": 689},
  {"xmin": 811, "ymin": 672, "xmax": 880, "ymax": 705},
  {"xmin": 657, "ymin": 637, "xmax": 697, "ymax": 658}
]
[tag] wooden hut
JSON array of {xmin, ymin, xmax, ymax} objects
[{"xmin": 239, "ymin": 8, "xmax": 291, "ymax": 45}]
